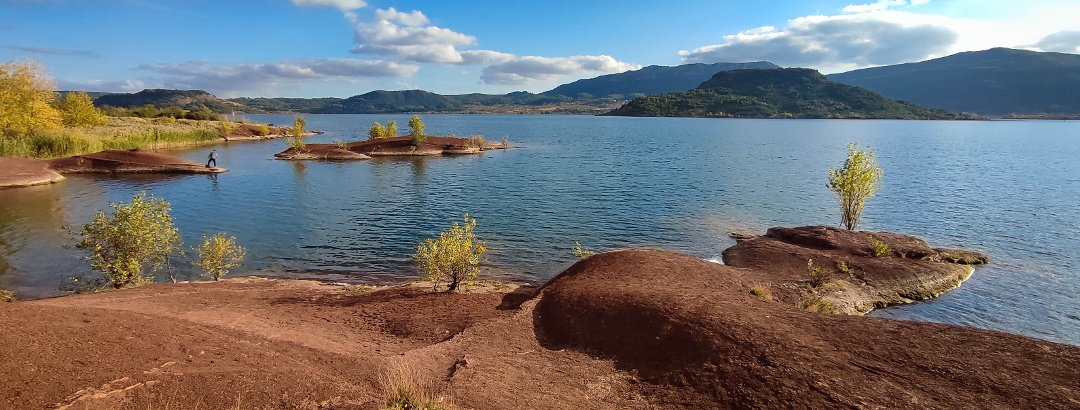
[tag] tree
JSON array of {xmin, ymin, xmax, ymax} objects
[
  {"xmin": 407, "ymin": 115, "xmax": 426, "ymax": 145},
  {"xmin": 290, "ymin": 115, "xmax": 307, "ymax": 151},
  {"xmin": 413, "ymin": 214, "xmax": 487, "ymax": 291},
  {"xmin": 0, "ymin": 60, "xmax": 62, "ymax": 136},
  {"xmin": 827, "ymin": 142, "xmax": 883, "ymax": 230},
  {"xmin": 76, "ymin": 192, "xmax": 182, "ymax": 289},
  {"xmin": 56, "ymin": 91, "xmax": 107, "ymax": 128},
  {"xmin": 368, "ymin": 121, "xmax": 387, "ymax": 140},
  {"xmin": 193, "ymin": 232, "xmax": 246, "ymax": 281},
  {"xmin": 386, "ymin": 120, "xmax": 398, "ymax": 138}
]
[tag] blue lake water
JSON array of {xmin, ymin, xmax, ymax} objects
[{"xmin": 1, "ymin": 114, "xmax": 1077, "ymax": 346}]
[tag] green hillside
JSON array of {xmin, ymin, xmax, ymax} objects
[
  {"xmin": 543, "ymin": 62, "xmax": 779, "ymax": 98},
  {"xmin": 828, "ymin": 48, "xmax": 1080, "ymax": 116},
  {"xmin": 604, "ymin": 68, "xmax": 958, "ymax": 119}
]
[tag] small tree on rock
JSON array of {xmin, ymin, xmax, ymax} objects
[
  {"xmin": 413, "ymin": 214, "xmax": 486, "ymax": 291},
  {"xmin": 193, "ymin": 232, "xmax": 246, "ymax": 281},
  {"xmin": 290, "ymin": 115, "xmax": 307, "ymax": 151},
  {"xmin": 386, "ymin": 120, "xmax": 398, "ymax": 138},
  {"xmin": 827, "ymin": 142, "xmax": 883, "ymax": 230},
  {"xmin": 76, "ymin": 192, "xmax": 182, "ymax": 289},
  {"xmin": 369, "ymin": 122, "xmax": 387, "ymax": 140},
  {"xmin": 408, "ymin": 115, "xmax": 426, "ymax": 146}
]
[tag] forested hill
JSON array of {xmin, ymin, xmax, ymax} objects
[
  {"xmin": 93, "ymin": 89, "xmax": 245, "ymax": 113},
  {"xmin": 603, "ymin": 68, "xmax": 959, "ymax": 119},
  {"xmin": 542, "ymin": 62, "xmax": 779, "ymax": 98},
  {"xmin": 828, "ymin": 48, "xmax": 1080, "ymax": 116}
]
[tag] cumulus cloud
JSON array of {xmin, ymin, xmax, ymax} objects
[
  {"xmin": 5, "ymin": 45, "xmax": 99, "ymax": 58},
  {"xmin": 137, "ymin": 59, "xmax": 418, "ymax": 96},
  {"xmin": 290, "ymin": 0, "xmax": 365, "ymax": 11},
  {"xmin": 1032, "ymin": 30, "xmax": 1080, "ymax": 53},
  {"xmin": 350, "ymin": 8, "xmax": 476, "ymax": 63},
  {"xmin": 680, "ymin": 1, "xmax": 961, "ymax": 71},
  {"xmin": 481, "ymin": 55, "xmax": 641, "ymax": 85}
]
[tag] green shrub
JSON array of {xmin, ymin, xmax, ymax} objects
[
  {"xmin": 216, "ymin": 121, "xmax": 234, "ymax": 136},
  {"xmin": 193, "ymin": 232, "xmax": 246, "ymax": 281},
  {"xmin": 870, "ymin": 236, "xmax": 891, "ymax": 257},
  {"xmin": 76, "ymin": 192, "xmax": 183, "ymax": 289},
  {"xmin": 369, "ymin": 122, "xmax": 388, "ymax": 140},
  {"xmin": 806, "ymin": 259, "xmax": 831, "ymax": 288},
  {"xmin": 386, "ymin": 120, "xmax": 398, "ymax": 138},
  {"xmin": 827, "ymin": 142, "xmax": 883, "ymax": 230},
  {"xmin": 408, "ymin": 115, "xmax": 426, "ymax": 146},
  {"xmin": 836, "ymin": 260, "xmax": 852, "ymax": 275},
  {"xmin": 413, "ymin": 214, "xmax": 486, "ymax": 291},
  {"xmin": 56, "ymin": 91, "xmax": 107, "ymax": 128},
  {"xmin": 802, "ymin": 294, "xmax": 837, "ymax": 314},
  {"xmin": 571, "ymin": 241, "xmax": 595, "ymax": 260},
  {"xmin": 255, "ymin": 124, "xmax": 270, "ymax": 136},
  {"xmin": 289, "ymin": 115, "xmax": 307, "ymax": 151}
]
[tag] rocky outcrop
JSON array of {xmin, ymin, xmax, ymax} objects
[
  {"xmin": 46, "ymin": 149, "xmax": 225, "ymax": 174},
  {"xmin": 0, "ymin": 157, "xmax": 65, "ymax": 188},
  {"xmin": 274, "ymin": 147, "xmax": 371, "ymax": 160},
  {"xmin": 274, "ymin": 135, "xmax": 504, "ymax": 160},
  {"xmin": 722, "ymin": 226, "xmax": 988, "ymax": 314}
]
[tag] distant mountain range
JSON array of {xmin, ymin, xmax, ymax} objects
[
  {"xmin": 83, "ymin": 48, "xmax": 1080, "ymax": 117},
  {"xmin": 543, "ymin": 62, "xmax": 778, "ymax": 98},
  {"xmin": 828, "ymin": 48, "xmax": 1080, "ymax": 116},
  {"xmin": 604, "ymin": 68, "xmax": 957, "ymax": 119}
]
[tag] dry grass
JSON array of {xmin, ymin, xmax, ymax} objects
[
  {"xmin": 380, "ymin": 363, "xmax": 454, "ymax": 410},
  {"xmin": 0, "ymin": 289, "xmax": 15, "ymax": 303},
  {"xmin": 748, "ymin": 283, "xmax": 773, "ymax": 300},
  {"xmin": 0, "ymin": 117, "xmax": 228, "ymax": 158}
]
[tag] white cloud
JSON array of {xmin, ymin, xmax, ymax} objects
[
  {"xmin": 680, "ymin": 10, "xmax": 957, "ymax": 71},
  {"xmin": 460, "ymin": 50, "xmax": 516, "ymax": 65},
  {"xmin": 136, "ymin": 59, "xmax": 418, "ymax": 96},
  {"xmin": 350, "ymin": 8, "xmax": 476, "ymax": 64},
  {"xmin": 481, "ymin": 55, "xmax": 641, "ymax": 85},
  {"xmin": 1032, "ymin": 30, "xmax": 1080, "ymax": 53},
  {"xmin": 290, "ymin": 0, "xmax": 366, "ymax": 11}
]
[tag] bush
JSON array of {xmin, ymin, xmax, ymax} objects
[
  {"xmin": 386, "ymin": 120, "xmax": 398, "ymax": 138},
  {"xmin": 216, "ymin": 121, "xmax": 234, "ymax": 136},
  {"xmin": 802, "ymin": 294, "xmax": 837, "ymax": 314},
  {"xmin": 806, "ymin": 259, "xmax": 831, "ymax": 288},
  {"xmin": 0, "ymin": 60, "xmax": 62, "ymax": 136},
  {"xmin": 870, "ymin": 236, "xmax": 891, "ymax": 257},
  {"xmin": 255, "ymin": 124, "xmax": 270, "ymax": 136},
  {"xmin": 827, "ymin": 142, "xmax": 883, "ymax": 230},
  {"xmin": 413, "ymin": 214, "xmax": 487, "ymax": 291},
  {"xmin": 0, "ymin": 289, "xmax": 15, "ymax": 302},
  {"xmin": 193, "ymin": 232, "xmax": 246, "ymax": 281},
  {"xmin": 289, "ymin": 115, "xmax": 307, "ymax": 151},
  {"xmin": 836, "ymin": 260, "xmax": 852, "ymax": 275},
  {"xmin": 408, "ymin": 115, "xmax": 426, "ymax": 146},
  {"xmin": 76, "ymin": 192, "xmax": 182, "ymax": 289},
  {"xmin": 571, "ymin": 241, "xmax": 595, "ymax": 260},
  {"xmin": 56, "ymin": 91, "xmax": 107, "ymax": 128},
  {"xmin": 369, "ymin": 122, "xmax": 388, "ymax": 140}
]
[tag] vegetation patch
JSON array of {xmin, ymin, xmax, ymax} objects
[
  {"xmin": 806, "ymin": 259, "xmax": 832, "ymax": 288},
  {"xmin": 0, "ymin": 289, "xmax": 15, "ymax": 303},
  {"xmin": 380, "ymin": 364, "xmax": 454, "ymax": 410},
  {"xmin": 748, "ymin": 283, "xmax": 773, "ymax": 300},
  {"xmin": 413, "ymin": 213, "xmax": 487, "ymax": 292},
  {"xmin": 571, "ymin": 241, "xmax": 595, "ymax": 260},
  {"xmin": 870, "ymin": 236, "xmax": 891, "ymax": 257}
]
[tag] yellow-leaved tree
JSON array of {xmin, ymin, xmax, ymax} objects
[
  {"xmin": 76, "ymin": 192, "xmax": 183, "ymax": 289},
  {"xmin": 57, "ymin": 91, "xmax": 107, "ymax": 128},
  {"xmin": 0, "ymin": 60, "xmax": 62, "ymax": 136},
  {"xmin": 368, "ymin": 121, "xmax": 387, "ymax": 140},
  {"xmin": 193, "ymin": 233, "xmax": 246, "ymax": 281},
  {"xmin": 827, "ymin": 142, "xmax": 884, "ymax": 230},
  {"xmin": 413, "ymin": 214, "xmax": 486, "ymax": 291}
]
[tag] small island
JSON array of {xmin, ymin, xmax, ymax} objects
[
  {"xmin": 274, "ymin": 116, "xmax": 508, "ymax": 160},
  {"xmin": 602, "ymin": 68, "xmax": 967, "ymax": 119}
]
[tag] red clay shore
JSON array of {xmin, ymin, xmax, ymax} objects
[
  {"xmin": 275, "ymin": 135, "xmax": 507, "ymax": 160},
  {"xmin": 1, "ymin": 228, "xmax": 1077, "ymax": 409}
]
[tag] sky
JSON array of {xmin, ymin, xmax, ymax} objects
[{"xmin": 2, "ymin": 0, "xmax": 1079, "ymax": 98}]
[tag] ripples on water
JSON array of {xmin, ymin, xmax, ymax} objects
[{"xmin": 0, "ymin": 115, "xmax": 1077, "ymax": 346}]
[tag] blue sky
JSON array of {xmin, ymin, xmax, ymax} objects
[{"xmin": 2, "ymin": 0, "xmax": 1079, "ymax": 98}]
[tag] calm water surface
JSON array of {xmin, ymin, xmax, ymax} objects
[{"xmin": 1, "ymin": 115, "xmax": 1077, "ymax": 346}]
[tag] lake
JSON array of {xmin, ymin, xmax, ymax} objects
[{"xmin": 1, "ymin": 114, "xmax": 1077, "ymax": 346}]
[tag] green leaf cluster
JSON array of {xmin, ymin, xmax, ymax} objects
[
  {"xmin": 827, "ymin": 143, "xmax": 883, "ymax": 230},
  {"xmin": 408, "ymin": 115, "xmax": 426, "ymax": 145},
  {"xmin": 76, "ymin": 192, "xmax": 183, "ymax": 289},
  {"xmin": 193, "ymin": 233, "xmax": 246, "ymax": 281},
  {"xmin": 413, "ymin": 214, "xmax": 486, "ymax": 291}
]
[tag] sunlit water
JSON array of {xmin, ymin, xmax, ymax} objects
[{"xmin": 1, "ymin": 115, "xmax": 1077, "ymax": 346}]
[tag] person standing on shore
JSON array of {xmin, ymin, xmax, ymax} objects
[{"xmin": 207, "ymin": 150, "xmax": 217, "ymax": 168}]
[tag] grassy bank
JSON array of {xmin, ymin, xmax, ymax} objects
[{"xmin": 0, "ymin": 117, "xmax": 228, "ymax": 159}]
